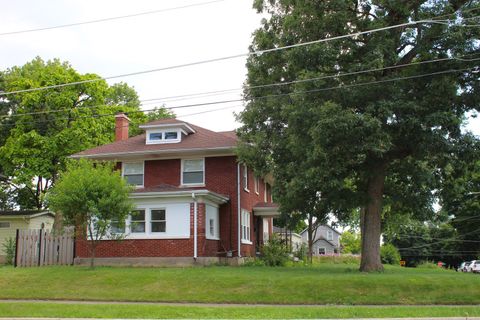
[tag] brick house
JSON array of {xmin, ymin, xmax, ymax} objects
[{"xmin": 71, "ymin": 114, "xmax": 279, "ymax": 266}]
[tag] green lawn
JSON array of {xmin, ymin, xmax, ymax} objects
[
  {"xmin": 1, "ymin": 302, "xmax": 480, "ymax": 319},
  {"xmin": 0, "ymin": 263, "xmax": 479, "ymax": 305}
]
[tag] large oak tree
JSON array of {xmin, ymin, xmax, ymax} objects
[{"xmin": 238, "ymin": 0, "xmax": 480, "ymax": 271}]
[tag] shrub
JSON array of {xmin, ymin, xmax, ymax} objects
[
  {"xmin": 242, "ymin": 258, "xmax": 266, "ymax": 267},
  {"xmin": 294, "ymin": 243, "xmax": 307, "ymax": 261},
  {"xmin": 381, "ymin": 243, "xmax": 401, "ymax": 265},
  {"xmin": 2, "ymin": 237, "xmax": 16, "ymax": 265},
  {"xmin": 313, "ymin": 254, "xmax": 360, "ymax": 265},
  {"xmin": 260, "ymin": 234, "xmax": 289, "ymax": 266},
  {"xmin": 417, "ymin": 261, "xmax": 442, "ymax": 269}
]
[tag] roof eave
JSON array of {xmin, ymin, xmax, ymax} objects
[{"xmin": 70, "ymin": 146, "xmax": 237, "ymax": 160}]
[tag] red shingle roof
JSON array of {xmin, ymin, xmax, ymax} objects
[{"xmin": 72, "ymin": 120, "xmax": 238, "ymax": 158}]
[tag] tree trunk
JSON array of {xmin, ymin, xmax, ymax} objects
[
  {"xmin": 307, "ymin": 215, "xmax": 313, "ymax": 264},
  {"xmin": 360, "ymin": 164, "xmax": 386, "ymax": 272}
]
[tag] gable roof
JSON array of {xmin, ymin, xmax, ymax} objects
[
  {"xmin": 71, "ymin": 119, "xmax": 238, "ymax": 160},
  {"xmin": 300, "ymin": 224, "xmax": 342, "ymax": 236},
  {"xmin": 0, "ymin": 210, "xmax": 55, "ymax": 219}
]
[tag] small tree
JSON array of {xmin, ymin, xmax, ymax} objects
[
  {"xmin": 341, "ymin": 231, "xmax": 361, "ymax": 254},
  {"xmin": 48, "ymin": 159, "xmax": 133, "ymax": 268}
]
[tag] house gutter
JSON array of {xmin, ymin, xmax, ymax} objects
[
  {"xmin": 237, "ymin": 163, "xmax": 241, "ymax": 258},
  {"xmin": 192, "ymin": 192, "xmax": 198, "ymax": 260}
]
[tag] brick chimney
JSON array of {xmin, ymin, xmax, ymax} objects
[{"xmin": 115, "ymin": 113, "xmax": 130, "ymax": 141}]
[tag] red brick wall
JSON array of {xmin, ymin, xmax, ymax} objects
[
  {"xmin": 239, "ymin": 165, "xmax": 272, "ymax": 257},
  {"xmin": 78, "ymin": 156, "xmax": 272, "ymax": 259},
  {"xmin": 144, "ymin": 159, "xmax": 180, "ymax": 187},
  {"xmin": 75, "ymin": 197, "xmax": 225, "ymax": 258}
]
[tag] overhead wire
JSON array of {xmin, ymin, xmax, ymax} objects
[
  {"xmin": 0, "ymin": 0, "xmax": 229, "ymax": 37},
  {"xmin": 0, "ymin": 66, "xmax": 476, "ymax": 128},
  {"xmin": 1, "ymin": 18, "xmax": 478, "ymax": 97}
]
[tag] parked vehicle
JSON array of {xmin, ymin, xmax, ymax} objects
[
  {"xmin": 471, "ymin": 260, "xmax": 480, "ymax": 273},
  {"xmin": 458, "ymin": 262, "xmax": 467, "ymax": 272},
  {"xmin": 463, "ymin": 261, "xmax": 473, "ymax": 272}
]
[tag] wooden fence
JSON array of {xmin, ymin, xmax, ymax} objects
[{"xmin": 15, "ymin": 229, "xmax": 74, "ymax": 267}]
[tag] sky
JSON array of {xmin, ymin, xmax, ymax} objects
[
  {"xmin": 1, "ymin": 0, "xmax": 479, "ymax": 134},
  {"xmin": 1, "ymin": 0, "xmax": 261, "ymax": 132}
]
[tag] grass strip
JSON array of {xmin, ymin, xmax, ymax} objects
[
  {"xmin": 0, "ymin": 302, "xmax": 480, "ymax": 319},
  {"xmin": 1, "ymin": 264, "xmax": 480, "ymax": 305}
]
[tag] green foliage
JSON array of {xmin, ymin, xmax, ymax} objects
[
  {"xmin": 0, "ymin": 57, "xmax": 173, "ymax": 209},
  {"xmin": 260, "ymin": 235, "xmax": 289, "ymax": 266},
  {"xmin": 381, "ymin": 244, "xmax": 401, "ymax": 265},
  {"xmin": 294, "ymin": 243, "xmax": 307, "ymax": 261},
  {"xmin": 2, "ymin": 237, "xmax": 16, "ymax": 265},
  {"xmin": 340, "ymin": 231, "xmax": 361, "ymax": 254},
  {"xmin": 238, "ymin": 0, "xmax": 480, "ymax": 271},
  {"xmin": 242, "ymin": 258, "xmax": 266, "ymax": 267},
  {"xmin": 47, "ymin": 159, "xmax": 133, "ymax": 267},
  {"xmin": 313, "ymin": 255, "xmax": 360, "ymax": 265},
  {"xmin": 384, "ymin": 220, "xmax": 460, "ymax": 267},
  {"xmin": 416, "ymin": 261, "xmax": 442, "ymax": 269}
]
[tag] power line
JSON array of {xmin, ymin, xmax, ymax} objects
[
  {"xmin": 0, "ymin": 67, "xmax": 474, "ymax": 128},
  {"xmin": 0, "ymin": 18, "xmax": 475, "ymax": 97},
  {"xmin": 140, "ymin": 54, "xmax": 480, "ymax": 104},
  {"xmin": 2, "ymin": 60, "xmax": 478, "ymax": 120},
  {"xmin": 0, "ymin": 0, "xmax": 228, "ymax": 37}
]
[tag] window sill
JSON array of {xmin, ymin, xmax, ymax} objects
[
  {"xmin": 206, "ymin": 237, "xmax": 220, "ymax": 241},
  {"xmin": 241, "ymin": 239, "xmax": 253, "ymax": 245},
  {"xmin": 180, "ymin": 184, "xmax": 205, "ymax": 188},
  {"xmin": 255, "ymin": 191, "xmax": 259, "ymax": 195}
]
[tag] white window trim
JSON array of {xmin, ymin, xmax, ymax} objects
[
  {"xmin": 241, "ymin": 209, "xmax": 252, "ymax": 244},
  {"xmin": 146, "ymin": 129, "xmax": 181, "ymax": 144},
  {"xmin": 327, "ymin": 230, "xmax": 334, "ymax": 241},
  {"xmin": 181, "ymin": 158, "xmax": 205, "ymax": 186},
  {"xmin": 243, "ymin": 164, "xmax": 249, "ymax": 192},
  {"xmin": 122, "ymin": 161, "xmax": 145, "ymax": 188},
  {"xmin": 129, "ymin": 209, "xmax": 146, "ymax": 234},
  {"xmin": 263, "ymin": 182, "xmax": 268, "ymax": 202},
  {"xmin": 254, "ymin": 176, "xmax": 259, "ymax": 195},
  {"xmin": 150, "ymin": 208, "xmax": 167, "ymax": 234},
  {"xmin": 126, "ymin": 207, "xmax": 189, "ymax": 239}
]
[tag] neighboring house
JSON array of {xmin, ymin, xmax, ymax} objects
[
  {"xmin": 70, "ymin": 114, "xmax": 279, "ymax": 266},
  {"xmin": 272, "ymin": 226, "xmax": 303, "ymax": 252},
  {"xmin": 300, "ymin": 225, "xmax": 341, "ymax": 255},
  {"xmin": 0, "ymin": 210, "xmax": 55, "ymax": 263}
]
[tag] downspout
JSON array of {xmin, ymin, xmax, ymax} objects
[
  {"xmin": 237, "ymin": 163, "xmax": 241, "ymax": 258},
  {"xmin": 192, "ymin": 192, "xmax": 198, "ymax": 260}
]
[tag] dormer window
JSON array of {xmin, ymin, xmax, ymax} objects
[{"xmin": 146, "ymin": 130, "xmax": 181, "ymax": 144}]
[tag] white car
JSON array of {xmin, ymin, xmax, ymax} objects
[
  {"xmin": 471, "ymin": 260, "xmax": 480, "ymax": 273},
  {"xmin": 462, "ymin": 261, "xmax": 473, "ymax": 272}
]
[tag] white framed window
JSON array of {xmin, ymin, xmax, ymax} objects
[
  {"xmin": 254, "ymin": 176, "xmax": 260, "ymax": 194},
  {"xmin": 110, "ymin": 219, "xmax": 125, "ymax": 234},
  {"xmin": 264, "ymin": 183, "xmax": 271, "ymax": 202},
  {"xmin": 130, "ymin": 209, "xmax": 146, "ymax": 233},
  {"xmin": 146, "ymin": 130, "xmax": 181, "ymax": 144},
  {"xmin": 182, "ymin": 159, "xmax": 205, "ymax": 185},
  {"xmin": 318, "ymin": 247, "xmax": 326, "ymax": 255},
  {"xmin": 243, "ymin": 164, "xmax": 249, "ymax": 192},
  {"xmin": 263, "ymin": 218, "xmax": 269, "ymax": 242},
  {"xmin": 0, "ymin": 222, "xmax": 10, "ymax": 228},
  {"xmin": 206, "ymin": 205, "xmax": 219, "ymax": 240},
  {"xmin": 327, "ymin": 230, "xmax": 333, "ymax": 241},
  {"xmin": 241, "ymin": 209, "xmax": 251, "ymax": 243},
  {"xmin": 122, "ymin": 162, "xmax": 144, "ymax": 187},
  {"xmin": 151, "ymin": 209, "xmax": 166, "ymax": 233}
]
